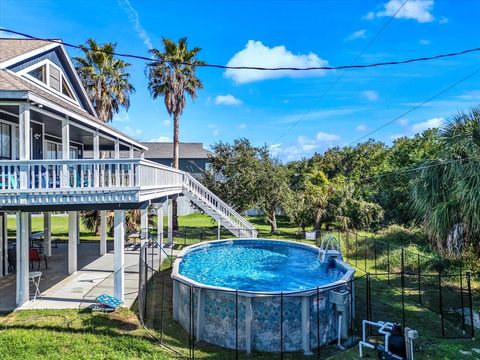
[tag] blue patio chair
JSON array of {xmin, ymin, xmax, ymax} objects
[{"xmin": 93, "ymin": 294, "xmax": 123, "ymax": 312}]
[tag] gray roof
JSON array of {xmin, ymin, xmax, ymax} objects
[
  {"xmin": 142, "ymin": 142, "xmax": 211, "ymax": 159},
  {"xmin": 0, "ymin": 38, "xmax": 55, "ymax": 63}
]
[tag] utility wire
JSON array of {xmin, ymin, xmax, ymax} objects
[
  {"xmin": 271, "ymin": 0, "xmax": 409, "ymax": 144},
  {"xmin": 348, "ymin": 66, "xmax": 480, "ymax": 146},
  {"xmin": 1, "ymin": 28, "xmax": 480, "ymax": 71}
]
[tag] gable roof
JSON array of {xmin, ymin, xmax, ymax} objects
[
  {"xmin": 0, "ymin": 39, "xmax": 55, "ymax": 63},
  {"xmin": 142, "ymin": 142, "xmax": 211, "ymax": 159}
]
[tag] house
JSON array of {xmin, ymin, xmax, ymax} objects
[
  {"xmin": 141, "ymin": 142, "xmax": 211, "ymax": 176},
  {"xmin": 0, "ymin": 38, "xmax": 256, "ymax": 309}
]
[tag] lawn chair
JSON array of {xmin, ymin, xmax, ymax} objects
[
  {"xmin": 29, "ymin": 248, "xmax": 48, "ymax": 270},
  {"xmin": 93, "ymin": 294, "xmax": 123, "ymax": 312}
]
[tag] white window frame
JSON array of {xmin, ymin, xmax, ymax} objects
[{"xmin": 18, "ymin": 59, "xmax": 81, "ymax": 107}]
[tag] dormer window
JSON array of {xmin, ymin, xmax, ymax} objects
[
  {"xmin": 27, "ymin": 65, "xmax": 47, "ymax": 84},
  {"xmin": 21, "ymin": 60, "xmax": 78, "ymax": 103}
]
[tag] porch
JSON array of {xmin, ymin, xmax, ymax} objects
[{"xmin": 0, "ymin": 240, "xmax": 166, "ymax": 312}]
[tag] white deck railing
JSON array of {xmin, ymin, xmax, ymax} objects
[{"xmin": 0, "ymin": 159, "xmax": 184, "ymax": 191}]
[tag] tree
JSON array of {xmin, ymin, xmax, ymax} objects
[
  {"xmin": 282, "ymin": 189, "xmax": 314, "ymax": 232},
  {"xmin": 304, "ymin": 170, "xmax": 331, "ymax": 230},
  {"xmin": 411, "ymin": 107, "xmax": 480, "ymax": 256},
  {"xmin": 74, "ymin": 39, "xmax": 134, "ymax": 122},
  {"xmin": 147, "ymin": 37, "xmax": 204, "ymax": 229}
]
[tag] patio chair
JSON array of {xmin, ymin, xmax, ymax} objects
[
  {"xmin": 93, "ymin": 294, "xmax": 123, "ymax": 312},
  {"xmin": 7, "ymin": 248, "xmax": 16, "ymax": 272},
  {"xmin": 29, "ymin": 248, "xmax": 48, "ymax": 271}
]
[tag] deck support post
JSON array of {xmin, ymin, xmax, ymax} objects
[
  {"xmin": 44, "ymin": 212, "xmax": 51, "ymax": 257},
  {"xmin": 16, "ymin": 212, "xmax": 29, "ymax": 306},
  {"xmin": 114, "ymin": 209, "xmax": 125, "ymax": 302},
  {"xmin": 100, "ymin": 210, "xmax": 107, "ymax": 256},
  {"xmin": 76, "ymin": 212, "xmax": 80, "ymax": 245},
  {"xmin": 167, "ymin": 198, "xmax": 173, "ymax": 245},
  {"xmin": 0, "ymin": 213, "xmax": 6, "ymax": 277},
  {"xmin": 217, "ymin": 219, "xmax": 221, "ymax": 240},
  {"xmin": 140, "ymin": 208, "xmax": 148, "ymax": 245},
  {"xmin": 68, "ymin": 211, "xmax": 77, "ymax": 274}
]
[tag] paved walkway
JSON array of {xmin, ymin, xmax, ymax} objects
[{"xmin": 1, "ymin": 241, "xmax": 168, "ymax": 311}]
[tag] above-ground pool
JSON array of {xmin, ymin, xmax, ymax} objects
[{"xmin": 172, "ymin": 239, "xmax": 355, "ymax": 354}]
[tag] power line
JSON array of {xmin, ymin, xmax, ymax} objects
[
  {"xmin": 1, "ymin": 28, "xmax": 480, "ymax": 71},
  {"xmin": 271, "ymin": 0, "xmax": 409, "ymax": 144},
  {"xmin": 348, "ymin": 66, "xmax": 480, "ymax": 146}
]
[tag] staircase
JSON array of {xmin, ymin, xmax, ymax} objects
[{"xmin": 182, "ymin": 173, "xmax": 258, "ymax": 238}]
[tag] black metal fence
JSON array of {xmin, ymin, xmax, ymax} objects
[
  {"xmin": 332, "ymin": 230, "xmax": 476, "ymax": 340},
  {"xmin": 136, "ymin": 228, "xmax": 475, "ymax": 359}
]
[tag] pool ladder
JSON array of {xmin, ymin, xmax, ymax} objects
[{"xmin": 318, "ymin": 235, "xmax": 342, "ymax": 262}]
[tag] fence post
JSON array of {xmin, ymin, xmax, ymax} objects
[
  {"xmin": 373, "ymin": 238, "xmax": 377, "ymax": 278},
  {"xmin": 160, "ymin": 270, "xmax": 165, "ymax": 342},
  {"xmin": 364, "ymin": 237, "xmax": 367, "ymax": 273},
  {"xmin": 144, "ymin": 246, "xmax": 148, "ymax": 324},
  {"xmin": 438, "ymin": 265, "xmax": 445, "ymax": 338},
  {"xmin": 401, "ymin": 249, "xmax": 405, "ymax": 329},
  {"xmin": 417, "ymin": 253, "xmax": 422, "ymax": 305},
  {"xmin": 459, "ymin": 266, "xmax": 466, "ymax": 334},
  {"xmin": 355, "ymin": 233, "xmax": 358, "ymax": 268},
  {"xmin": 235, "ymin": 289, "xmax": 239, "ymax": 360},
  {"xmin": 366, "ymin": 273, "xmax": 371, "ymax": 336},
  {"xmin": 387, "ymin": 242, "xmax": 390, "ymax": 286},
  {"xmin": 280, "ymin": 292, "xmax": 284, "ymax": 359},
  {"xmin": 467, "ymin": 271, "xmax": 475, "ymax": 339}
]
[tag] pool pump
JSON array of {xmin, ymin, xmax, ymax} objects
[
  {"xmin": 329, "ymin": 289, "xmax": 350, "ymax": 349},
  {"xmin": 359, "ymin": 320, "xmax": 418, "ymax": 360}
]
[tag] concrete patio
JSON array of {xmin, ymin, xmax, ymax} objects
[{"xmin": 0, "ymin": 240, "xmax": 166, "ymax": 312}]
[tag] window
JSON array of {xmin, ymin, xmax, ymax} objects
[
  {"xmin": 0, "ymin": 123, "xmax": 11, "ymax": 159},
  {"xmin": 46, "ymin": 142, "xmax": 62, "ymax": 159},
  {"xmin": 69, "ymin": 146, "xmax": 78, "ymax": 159},
  {"xmin": 27, "ymin": 65, "xmax": 47, "ymax": 84},
  {"xmin": 62, "ymin": 77, "xmax": 74, "ymax": 99},
  {"xmin": 49, "ymin": 66, "xmax": 61, "ymax": 92}
]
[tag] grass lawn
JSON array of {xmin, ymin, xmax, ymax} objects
[{"xmin": 2, "ymin": 213, "xmax": 479, "ymax": 359}]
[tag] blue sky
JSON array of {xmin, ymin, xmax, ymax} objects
[{"xmin": 2, "ymin": 0, "xmax": 480, "ymax": 161}]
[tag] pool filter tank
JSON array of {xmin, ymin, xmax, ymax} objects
[{"xmin": 329, "ymin": 289, "xmax": 350, "ymax": 348}]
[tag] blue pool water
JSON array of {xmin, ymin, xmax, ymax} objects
[{"xmin": 178, "ymin": 240, "xmax": 345, "ymax": 292}]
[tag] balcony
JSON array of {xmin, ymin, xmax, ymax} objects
[{"xmin": 0, "ymin": 159, "xmax": 184, "ymax": 207}]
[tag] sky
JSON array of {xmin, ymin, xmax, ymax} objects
[{"xmin": 1, "ymin": 0, "xmax": 480, "ymax": 161}]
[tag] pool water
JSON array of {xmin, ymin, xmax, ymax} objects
[{"xmin": 178, "ymin": 240, "xmax": 345, "ymax": 292}]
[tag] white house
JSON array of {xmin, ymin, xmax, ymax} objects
[{"xmin": 0, "ymin": 38, "xmax": 256, "ymax": 309}]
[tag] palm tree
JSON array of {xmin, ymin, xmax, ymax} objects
[
  {"xmin": 74, "ymin": 39, "xmax": 135, "ymax": 122},
  {"xmin": 74, "ymin": 39, "xmax": 135, "ymax": 233},
  {"xmin": 147, "ymin": 37, "xmax": 204, "ymax": 228},
  {"xmin": 411, "ymin": 107, "xmax": 480, "ymax": 257}
]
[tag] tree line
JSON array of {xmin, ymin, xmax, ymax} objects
[{"xmin": 203, "ymin": 110, "xmax": 480, "ymax": 259}]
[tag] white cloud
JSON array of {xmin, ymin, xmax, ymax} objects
[
  {"xmin": 0, "ymin": 28, "xmax": 21, "ymax": 38},
  {"xmin": 279, "ymin": 107, "xmax": 361, "ymax": 124},
  {"xmin": 271, "ymin": 132, "xmax": 340, "ymax": 161},
  {"xmin": 238, "ymin": 123, "xmax": 247, "ymax": 130},
  {"xmin": 398, "ymin": 118, "xmax": 409, "ymax": 126},
  {"xmin": 367, "ymin": 0, "xmax": 435, "ymax": 23},
  {"xmin": 346, "ymin": 29, "xmax": 367, "ymax": 41},
  {"xmin": 411, "ymin": 117, "xmax": 445, "ymax": 132},
  {"xmin": 439, "ymin": 16, "xmax": 449, "ymax": 24},
  {"xmin": 118, "ymin": 0, "xmax": 153, "ymax": 49},
  {"xmin": 360, "ymin": 90, "xmax": 380, "ymax": 101},
  {"xmin": 419, "ymin": 39, "xmax": 431, "ymax": 45},
  {"xmin": 150, "ymin": 136, "xmax": 171, "ymax": 142},
  {"xmin": 225, "ymin": 40, "xmax": 329, "ymax": 84},
  {"xmin": 356, "ymin": 124, "xmax": 368, "ymax": 132},
  {"xmin": 124, "ymin": 126, "xmax": 142, "ymax": 136},
  {"xmin": 162, "ymin": 119, "xmax": 171, "ymax": 127},
  {"xmin": 214, "ymin": 94, "xmax": 243, "ymax": 106},
  {"xmin": 213, "ymin": 129, "xmax": 220, "ymax": 136}
]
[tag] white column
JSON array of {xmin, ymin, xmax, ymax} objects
[
  {"xmin": 167, "ymin": 198, "xmax": 173, "ymax": 245},
  {"xmin": 129, "ymin": 146, "xmax": 134, "ymax": 159},
  {"xmin": 140, "ymin": 208, "xmax": 148, "ymax": 244},
  {"xmin": 62, "ymin": 117, "xmax": 70, "ymax": 187},
  {"xmin": 99, "ymin": 210, "xmax": 107, "ymax": 256},
  {"xmin": 0, "ymin": 213, "xmax": 6, "ymax": 276},
  {"xmin": 19, "ymin": 104, "xmax": 30, "ymax": 189},
  {"xmin": 114, "ymin": 209, "xmax": 125, "ymax": 301},
  {"xmin": 157, "ymin": 206, "xmax": 164, "ymax": 248},
  {"xmin": 76, "ymin": 211, "xmax": 80, "ymax": 245},
  {"xmin": 93, "ymin": 131, "xmax": 100, "ymax": 187},
  {"xmin": 16, "ymin": 212, "xmax": 29, "ymax": 306},
  {"xmin": 68, "ymin": 211, "xmax": 77, "ymax": 274},
  {"xmin": 302, "ymin": 296, "xmax": 312, "ymax": 354},
  {"xmin": 217, "ymin": 219, "xmax": 221, "ymax": 240},
  {"xmin": 114, "ymin": 140, "xmax": 120, "ymax": 186},
  {"xmin": 44, "ymin": 212, "xmax": 51, "ymax": 257}
]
